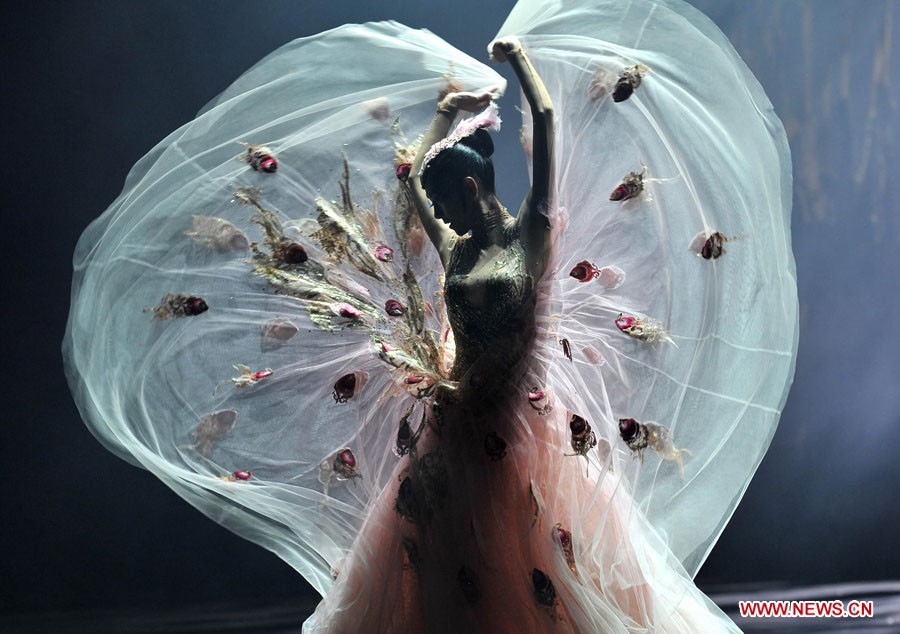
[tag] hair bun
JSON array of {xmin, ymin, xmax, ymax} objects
[{"xmin": 459, "ymin": 128, "xmax": 494, "ymax": 158}]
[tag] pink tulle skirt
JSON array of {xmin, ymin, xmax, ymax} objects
[{"xmin": 305, "ymin": 386, "xmax": 735, "ymax": 633}]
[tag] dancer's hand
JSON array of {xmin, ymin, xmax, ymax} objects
[
  {"xmin": 489, "ymin": 37, "xmax": 522, "ymax": 63},
  {"xmin": 438, "ymin": 88, "xmax": 499, "ymax": 114}
]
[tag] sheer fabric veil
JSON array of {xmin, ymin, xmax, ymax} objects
[{"xmin": 64, "ymin": 1, "xmax": 796, "ymax": 631}]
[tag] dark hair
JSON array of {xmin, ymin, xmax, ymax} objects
[{"xmin": 421, "ymin": 128, "xmax": 496, "ymax": 201}]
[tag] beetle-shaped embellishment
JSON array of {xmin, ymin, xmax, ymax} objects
[
  {"xmin": 144, "ymin": 292, "xmax": 208, "ymax": 321},
  {"xmin": 278, "ymin": 242, "xmax": 308, "ymax": 264},
  {"xmin": 531, "ymin": 568, "xmax": 557, "ymax": 606},
  {"xmin": 554, "ymin": 523, "xmax": 578, "ymax": 576},
  {"xmin": 528, "ymin": 388, "xmax": 553, "ymax": 416},
  {"xmin": 214, "ymin": 364, "xmax": 274, "ymax": 394},
  {"xmin": 334, "ymin": 303, "xmax": 362, "ymax": 319},
  {"xmin": 375, "ymin": 244, "xmax": 394, "ymax": 262},
  {"xmin": 701, "ymin": 231, "xmax": 726, "ymax": 260},
  {"xmin": 561, "ymin": 338, "xmax": 573, "ymax": 362},
  {"xmin": 569, "ymin": 260, "xmax": 600, "ymax": 282},
  {"xmin": 394, "ymin": 405, "xmax": 417, "ymax": 458},
  {"xmin": 385, "ymin": 299, "xmax": 405, "ymax": 317},
  {"xmin": 332, "ymin": 373, "xmax": 357, "ymax": 403},
  {"xmin": 394, "ymin": 476, "xmax": 421, "ymax": 523},
  {"xmin": 615, "ymin": 313, "xmax": 674, "ymax": 345},
  {"xmin": 396, "ymin": 163, "xmax": 412, "ymax": 181},
  {"xmin": 609, "ymin": 167, "xmax": 646, "ymax": 202},
  {"xmin": 238, "ymin": 143, "xmax": 278, "ymax": 173},
  {"xmin": 689, "ymin": 229, "xmax": 749, "ymax": 260},
  {"xmin": 618, "ymin": 417, "xmax": 692, "ymax": 477},
  {"xmin": 395, "ymin": 419, "xmax": 412, "ymax": 457},
  {"xmin": 317, "ymin": 447, "xmax": 362, "ymax": 492},
  {"xmin": 689, "ymin": 230, "xmax": 748, "ymax": 260},
  {"xmin": 566, "ymin": 414, "xmax": 597, "ymax": 458},
  {"xmin": 612, "ymin": 64, "xmax": 650, "ymax": 102},
  {"xmin": 333, "ymin": 449, "xmax": 360, "ymax": 480}
]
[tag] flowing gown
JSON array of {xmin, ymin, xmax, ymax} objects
[{"xmin": 63, "ymin": 1, "xmax": 798, "ymax": 631}]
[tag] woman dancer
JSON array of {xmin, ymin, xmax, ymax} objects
[{"xmin": 65, "ymin": 1, "xmax": 797, "ymax": 631}]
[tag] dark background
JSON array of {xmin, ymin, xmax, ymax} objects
[{"xmin": 3, "ymin": 0, "xmax": 897, "ymax": 621}]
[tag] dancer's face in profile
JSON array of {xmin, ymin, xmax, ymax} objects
[{"xmin": 427, "ymin": 177, "xmax": 479, "ymax": 236}]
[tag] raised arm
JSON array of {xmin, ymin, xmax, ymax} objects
[
  {"xmin": 492, "ymin": 38, "xmax": 555, "ymax": 277},
  {"xmin": 409, "ymin": 103, "xmax": 457, "ymax": 269},
  {"xmin": 409, "ymin": 91, "xmax": 496, "ymax": 269}
]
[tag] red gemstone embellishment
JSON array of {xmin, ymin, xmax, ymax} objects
[
  {"xmin": 569, "ymin": 260, "xmax": 599, "ymax": 282},
  {"xmin": 528, "ymin": 387, "xmax": 552, "ymax": 416},
  {"xmin": 188, "ymin": 297, "xmax": 209, "ymax": 315},
  {"xmin": 284, "ymin": 243, "xmax": 308, "ymax": 264},
  {"xmin": 615, "ymin": 315, "xmax": 636, "ymax": 331},
  {"xmin": 337, "ymin": 303, "xmax": 361, "ymax": 318},
  {"xmin": 569, "ymin": 414, "xmax": 587, "ymax": 436},
  {"xmin": 396, "ymin": 163, "xmax": 412, "ymax": 181},
  {"xmin": 555, "ymin": 523, "xmax": 578, "ymax": 575},
  {"xmin": 555, "ymin": 524, "xmax": 571, "ymax": 547},
  {"xmin": 618, "ymin": 417, "xmax": 638, "ymax": 441},
  {"xmin": 243, "ymin": 145, "xmax": 278, "ymax": 173},
  {"xmin": 385, "ymin": 299, "xmax": 405, "ymax": 316},
  {"xmin": 330, "ymin": 447, "xmax": 361, "ymax": 481},
  {"xmin": 375, "ymin": 245, "xmax": 394, "ymax": 262},
  {"xmin": 232, "ymin": 470, "xmax": 252, "ymax": 480},
  {"xmin": 339, "ymin": 449, "xmax": 356, "ymax": 468},
  {"xmin": 405, "ymin": 375, "xmax": 424, "ymax": 384},
  {"xmin": 609, "ymin": 184, "xmax": 627, "ymax": 201},
  {"xmin": 253, "ymin": 369, "xmax": 273, "ymax": 380}
]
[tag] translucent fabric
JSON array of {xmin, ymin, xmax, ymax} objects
[
  {"xmin": 496, "ymin": 0, "xmax": 798, "ymax": 577},
  {"xmin": 63, "ymin": 1, "xmax": 797, "ymax": 632}
]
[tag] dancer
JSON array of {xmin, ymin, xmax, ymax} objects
[{"xmin": 64, "ymin": 1, "xmax": 798, "ymax": 631}]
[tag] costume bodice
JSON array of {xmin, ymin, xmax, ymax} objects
[{"xmin": 444, "ymin": 229, "xmax": 534, "ymax": 379}]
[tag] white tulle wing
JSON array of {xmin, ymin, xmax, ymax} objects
[
  {"xmin": 63, "ymin": 21, "xmax": 505, "ymax": 596},
  {"xmin": 496, "ymin": 0, "xmax": 798, "ymax": 576}
]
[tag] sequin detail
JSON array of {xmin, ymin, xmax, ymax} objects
[{"xmin": 443, "ymin": 229, "xmax": 533, "ymax": 376}]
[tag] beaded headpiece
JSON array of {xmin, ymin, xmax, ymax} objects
[{"xmin": 422, "ymin": 102, "xmax": 502, "ymax": 170}]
